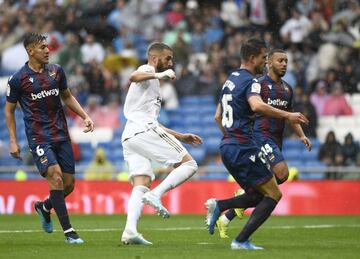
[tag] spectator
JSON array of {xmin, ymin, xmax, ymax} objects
[
  {"xmin": 166, "ymin": 1, "xmax": 185, "ymax": 27},
  {"xmin": 318, "ymin": 131, "xmax": 343, "ymax": 167},
  {"xmin": 84, "ymin": 60, "xmax": 106, "ymax": 100},
  {"xmin": 190, "ymin": 21, "xmax": 207, "ymax": 54},
  {"xmin": 74, "ymin": 95, "xmax": 104, "ymax": 128},
  {"xmin": 342, "ymin": 133, "xmax": 360, "ymax": 166},
  {"xmin": 280, "ymin": 8, "xmax": 311, "ymax": 46},
  {"xmin": 80, "ymin": 33, "xmax": 105, "ymax": 64},
  {"xmin": 58, "ymin": 33, "xmax": 82, "ymax": 74},
  {"xmin": 323, "ymin": 81, "xmax": 353, "ymax": 116},
  {"xmin": 310, "ymin": 80, "xmax": 329, "ymax": 116},
  {"xmin": 84, "ymin": 148, "xmax": 115, "ymax": 180},
  {"xmin": 174, "ymin": 66, "xmax": 198, "ymax": 97}
]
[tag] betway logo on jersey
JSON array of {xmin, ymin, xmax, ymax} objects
[
  {"xmin": 31, "ymin": 89, "xmax": 59, "ymax": 100},
  {"xmin": 267, "ymin": 98, "xmax": 288, "ymax": 107}
]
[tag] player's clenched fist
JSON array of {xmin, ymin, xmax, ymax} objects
[
  {"xmin": 83, "ymin": 116, "xmax": 94, "ymax": 133},
  {"xmin": 155, "ymin": 69, "xmax": 176, "ymax": 80}
]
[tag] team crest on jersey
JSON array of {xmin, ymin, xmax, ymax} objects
[
  {"xmin": 29, "ymin": 77, "xmax": 34, "ymax": 83},
  {"xmin": 283, "ymin": 83, "xmax": 289, "ymax": 92},
  {"xmin": 49, "ymin": 70, "xmax": 57, "ymax": 79},
  {"xmin": 40, "ymin": 156, "xmax": 48, "ymax": 164}
]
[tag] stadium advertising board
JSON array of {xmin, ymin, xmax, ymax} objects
[{"xmin": 0, "ymin": 181, "xmax": 359, "ymax": 215}]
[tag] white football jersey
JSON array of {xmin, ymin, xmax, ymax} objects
[{"xmin": 122, "ymin": 64, "xmax": 162, "ymax": 141}]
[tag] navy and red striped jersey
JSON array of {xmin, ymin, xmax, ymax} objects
[
  {"xmin": 253, "ymin": 75, "xmax": 293, "ymax": 148},
  {"xmin": 6, "ymin": 62, "xmax": 70, "ymax": 146},
  {"xmin": 219, "ymin": 69, "xmax": 262, "ymax": 146}
]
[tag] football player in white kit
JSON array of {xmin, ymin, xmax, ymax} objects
[{"xmin": 121, "ymin": 42, "xmax": 203, "ymax": 245}]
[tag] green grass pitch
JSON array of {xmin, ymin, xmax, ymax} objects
[{"xmin": 0, "ymin": 214, "xmax": 359, "ymax": 259}]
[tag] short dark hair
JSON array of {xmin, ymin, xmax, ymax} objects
[
  {"xmin": 267, "ymin": 49, "xmax": 287, "ymax": 59},
  {"xmin": 240, "ymin": 38, "xmax": 266, "ymax": 62},
  {"xmin": 23, "ymin": 33, "xmax": 47, "ymax": 48},
  {"xmin": 148, "ymin": 42, "xmax": 172, "ymax": 54}
]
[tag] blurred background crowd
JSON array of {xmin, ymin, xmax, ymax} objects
[{"xmin": 0, "ymin": 0, "xmax": 360, "ymax": 181}]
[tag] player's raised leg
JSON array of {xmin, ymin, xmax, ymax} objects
[{"xmin": 143, "ymin": 153, "xmax": 198, "ymax": 218}]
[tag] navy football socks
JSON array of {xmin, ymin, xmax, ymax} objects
[
  {"xmin": 217, "ymin": 191, "xmax": 264, "ymax": 212},
  {"xmin": 50, "ymin": 190, "xmax": 72, "ymax": 232},
  {"xmin": 43, "ymin": 198, "xmax": 52, "ymax": 211},
  {"xmin": 236, "ymin": 196, "xmax": 278, "ymax": 242}
]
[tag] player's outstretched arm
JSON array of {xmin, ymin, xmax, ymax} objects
[
  {"xmin": 129, "ymin": 69, "xmax": 176, "ymax": 82},
  {"xmin": 214, "ymin": 103, "xmax": 225, "ymax": 134},
  {"xmin": 160, "ymin": 125, "xmax": 203, "ymax": 146},
  {"xmin": 289, "ymin": 122, "xmax": 312, "ymax": 151},
  {"xmin": 248, "ymin": 95, "xmax": 309, "ymax": 125},
  {"xmin": 60, "ymin": 89, "xmax": 94, "ymax": 133},
  {"xmin": 5, "ymin": 101, "xmax": 21, "ymax": 160}
]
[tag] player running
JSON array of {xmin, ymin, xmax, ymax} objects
[
  {"xmin": 212, "ymin": 49, "xmax": 312, "ymax": 239},
  {"xmin": 205, "ymin": 39, "xmax": 309, "ymax": 250}
]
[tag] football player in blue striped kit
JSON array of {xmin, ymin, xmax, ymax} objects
[
  {"xmin": 213, "ymin": 49, "xmax": 312, "ymax": 240},
  {"xmin": 5, "ymin": 33, "xmax": 94, "ymax": 244},
  {"xmin": 205, "ymin": 39, "xmax": 309, "ymax": 250}
]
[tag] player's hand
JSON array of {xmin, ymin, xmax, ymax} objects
[
  {"xmin": 286, "ymin": 112, "xmax": 309, "ymax": 125},
  {"xmin": 155, "ymin": 69, "xmax": 176, "ymax": 80},
  {"xmin": 301, "ymin": 136, "xmax": 312, "ymax": 151},
  {"xmin": 10, "ymin": 141, "xmax": 22, "ymax": 160},
  {"xmin": 179, "ymin": 134, "xmax": 203, "ymax": 146},
  {"xmin": 83, "ymin": 116, "xmax": 94, "ymax": 133}
]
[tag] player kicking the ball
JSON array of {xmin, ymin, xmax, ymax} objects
[{"xmin": 121, "ymin": 42, "xmax": 202, "ymax": 245}]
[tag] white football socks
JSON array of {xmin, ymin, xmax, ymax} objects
[
  {"xmin": 124, "ymin": 185, "xmax": 149, "ymax": 234},
  {"xmin": 220, "ymin": 214, "xmax": 230, "ymax": 225},
  {"xmin": 151, "ymin": 160, "xmax": 198, "ymax": 198}
]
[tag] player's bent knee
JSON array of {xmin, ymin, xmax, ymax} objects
[
  {"xmin": 49, "ymin": 174, "xmax": 64, "ymax": 189},
  {"xmin": 276, "ymin": 172, "xmax": 289, "ymax": 184},
  {"xmin": 272, "ymin": 190, "xmax": 282, "ymax": 202},
  {"xmin": 64, "ymin": 183, "xmax": 74, "ymax": 196},
  {"xmin": 182, "ymin": 159, "xmax": 198, "ymax": 174}
]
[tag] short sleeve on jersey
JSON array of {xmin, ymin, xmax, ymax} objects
[
  {"xmin": 6, "ymin": 75, "xmax": 20, "ymax": 103},
  {"xmin": 246, "ymin": 79, "xmax": 261, "ymax": 98},
  {"xmin": 137, "ymin": 64, "xmax": 155, "ymax": 73}
]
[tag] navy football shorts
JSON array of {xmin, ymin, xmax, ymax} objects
[
  {"xmin": 29, "ymin": 141, "xmax": 75, "ymax": 176},
  {"xmin": 220, "ymin": 143, "xmax": 273, "ymax": 193},
  {"xmin": 255, "ymin": 137, "xmax": 285, "ymax": 168}
]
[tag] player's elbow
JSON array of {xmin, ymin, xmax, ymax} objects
[
  {"xmin": 129, "ymin": 72, "xmax": 142, "ymax": 82},
  {"xmin": 250, "ymin": 102, "xmax": 263, "ymax": 113},
  {"xmin": 214, "ymin": 113, "xmax": 221, "ymax": 124},
  {"xmin": 129, "ymin": 73, "xmax": 137, "ymax": 82}
]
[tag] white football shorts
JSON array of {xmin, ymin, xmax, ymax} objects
[{"xmin": 122, "ymin": 126, "xmax": 188, "ymax": 181}]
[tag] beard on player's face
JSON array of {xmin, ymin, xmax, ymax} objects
[
  {"xmin": 156, "ymin": 60, "xmax": 167, "ymax": 72},
  {"xmin": 255, "ymin": 63, "xmax": 264, "ymax": 74},
  {"xmin": 273, "ymin": 66, "xmax": 286, "ymax": 77}
]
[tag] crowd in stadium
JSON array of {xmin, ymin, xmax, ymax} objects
[{"xmin": 1, "ymin": 0, "xmax": 360, "ymax": 179}]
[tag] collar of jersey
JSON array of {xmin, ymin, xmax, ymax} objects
[{"xmin": 25, "ymin": 62, "xmax": 49, "ymax": 74}]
